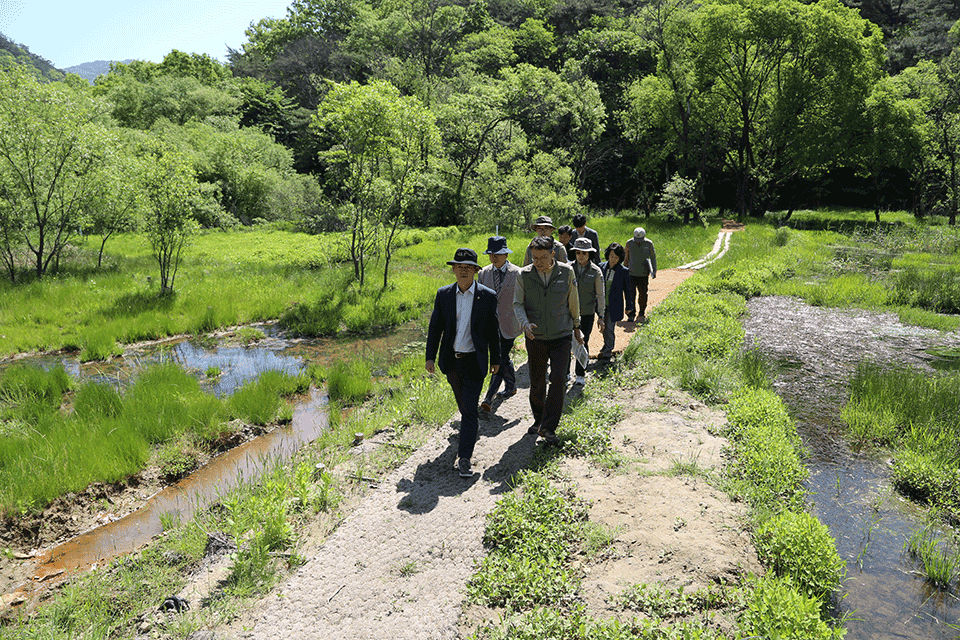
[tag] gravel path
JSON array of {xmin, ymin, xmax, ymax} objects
[{"xmin": 221, "ymin": 237, "xmax": 731, "ymax": 640}]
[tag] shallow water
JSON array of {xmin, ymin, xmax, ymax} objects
[
  {"xmin": 745, "ymin": 296, "xmax": 960, "ymax": 640},
  {"xmin": 1, "ymin": 321, "xmax": 424, "ymax": 593}
]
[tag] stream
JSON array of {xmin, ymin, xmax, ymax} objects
[
  {"xmin": 1, "ymin": 321, "xmax": 424, "ymax": 597},
  {"xmin": 744, "ymin": 296, "xmax": 960, "ymax": 640}
]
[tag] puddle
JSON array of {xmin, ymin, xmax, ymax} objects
[{"xmin": 745, "ymin": 296, "xmax": 960, "ymax": 640}]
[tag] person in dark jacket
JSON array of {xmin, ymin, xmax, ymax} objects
[
  {"xmin": 598, "ymin": 242, "xmax": 630, "ymax": 360},
  {"xmin": 572, "ymin": 213, "xmax": 601, "ymax": 265},
  {"xmin": 425, "ymin": 248, "xmax": 501, "ymax": 477}
]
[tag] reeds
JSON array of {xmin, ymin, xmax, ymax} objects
[{"xmin": 904, "ymin": 525, "xmax": 960, "ymax": 588}]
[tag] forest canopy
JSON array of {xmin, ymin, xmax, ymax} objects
[{"xmin": 1, "ymin": 0, "xmax": 960, "ymax": 285}]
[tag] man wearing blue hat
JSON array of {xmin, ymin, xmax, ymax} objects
[
  {"xmin": 426, "ymin": 247, "xmax": 501, "ymax": 477},
  {"xmin": 478, "ymin": 236, "xmax": 522, "ymax": 413}
]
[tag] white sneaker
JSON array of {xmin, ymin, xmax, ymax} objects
[{"xmin": 575, "ymin": 376, "xmax": 585, "ymax": 386}]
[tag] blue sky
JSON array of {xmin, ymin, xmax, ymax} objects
[{"xmin": 0, "ymin": 0, "xmax": 292, "ymax": 69}]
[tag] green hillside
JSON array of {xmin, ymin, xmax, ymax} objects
[{"xmin": 0, "ymin": 31, "xmax": 64, "ymax": 82}]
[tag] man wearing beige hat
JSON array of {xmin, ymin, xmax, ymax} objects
[{"xmin": 522, "ymin": 215, "xmax": 568, "ymax": 266}]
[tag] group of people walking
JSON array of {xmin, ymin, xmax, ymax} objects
[{"xmin": 425, "ymin": 214, "xmax": 657, "ymax": 478}]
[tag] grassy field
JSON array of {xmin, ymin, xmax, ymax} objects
[{"xmin": 0, "ymin": 216, "xmax": 721, "ymax": 358}]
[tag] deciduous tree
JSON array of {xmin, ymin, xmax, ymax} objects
[
  {"xmin": 140, "ymin": 148, "xmax": 201, "ymax": 294},
  {"xmin": 0, "ymin": 68, "xmax": 106, "ymax": 281}
]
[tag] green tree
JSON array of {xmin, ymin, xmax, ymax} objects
[
  {"xmin": 899, "ymin": 56, "xmax": 960, "ymax": 225},
  {"xmin": 435, "ymin": 76, "xmax": 511, "ymax": 220},
  {"xmin": 857, "ymin": 76, "xmax": 926, "ymax": 221},
  {"xmin": 691, "ymin": 0, "xmax": 883, "ymax": 217},
  {"xmin": 140, "ymin": 149, "xmax": 200, "ymax": 294},
  {"xmin": 0, "ymin": 68, "xmax": 107, "ymax": 281},
  {"xmin": 85, "ymin": 146, "xmax": 145, "ymax": 267},
  {"xmin": 372, "ymin": 0, "xmax": 467, "ymax": 107},
  {"xmin": 314, "ymin": 80, "xmax": 438, "ymax": 286}
]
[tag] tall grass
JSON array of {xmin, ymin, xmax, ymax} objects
[
  {"xmin": 227, "ymin": 369, "xmax": 310, "ymax": 426},
  {"xmin": 842, "ymin": 362, "xmax": 960, "ymax": 518},
  {"xmin": 0, "ymin": 364, "xmax": 313, "ymax": 515},
  {"xmin": 904, "ymin": 525, "xmax": 960, "ymax": 588},
  {"xmin": 325, "ymin": 359, "xmax": 373, "ymax": 403}
]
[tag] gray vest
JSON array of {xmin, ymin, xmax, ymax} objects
[
  {"xmin": 574, "ymin": 262, "xmax": 602, "ymax": 316},
  {"xmin": 520, "ymin": 262, "xmax": 575, "ymax": 341}
]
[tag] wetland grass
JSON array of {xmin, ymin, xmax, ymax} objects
[
  {"xmin": 0, "ymin": 363, "xmax": 312, "ymax": 515},
  {"xmin": 842, "ymin": 362, "xmax": 960, "ymax": 517},
  {"xmin": 904, "ymin": 525, "xmax": 960, "ymax": 588}
]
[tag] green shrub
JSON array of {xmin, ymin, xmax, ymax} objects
[
  {"xmin": 482, "ymin": 472, "xmax": 588, "ymax": 557},
  {"xmin": 468, "ymin": 550, "xmax": 578, "ymax": 610},
  {"xmin": 739, "ymin": 576, "xmax": 845, "ymax": 640},
  {"xmin": 326, "ymin": 360, "xmax": 372, "ymax": 404},
  {"xmin": 755, "ymin": 511, "xmax": 845, "ymax": 601},
  {"xmin": 723, "ymin": 388, "xmax": 808, "ymax": 512}
]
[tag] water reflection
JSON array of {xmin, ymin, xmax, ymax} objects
[{"xmin": 33, "ymin": 387, "xmax": 330, "ymax": 581}]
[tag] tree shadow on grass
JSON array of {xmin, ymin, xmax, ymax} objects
[{"xmin": 103, "ymin": 290, "xmax": 176, "ymax": 319}]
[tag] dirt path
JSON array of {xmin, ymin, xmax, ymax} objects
[
  {"xmin": 586, "ymin": 267, "xmax": 697, "ymax": 356},
  {"xmin": 212, "ymin": 231, "xmax": 753, "ymax": 640}
]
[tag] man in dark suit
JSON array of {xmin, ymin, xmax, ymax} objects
[
  {"xmin": 426, "ymin": 247, "xmax": 501, "ymax": 477},
  {"xmin": 572, "ymin": 213, "xmax": 601, "ymax": 265}
]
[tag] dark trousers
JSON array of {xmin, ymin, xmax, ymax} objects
[
  {"xmin": 526, "ymin": 335, "xmax": 572, "ymax": 435},
  {"xmin": 483, "ymin": 335, "xmax": 516, "ymax": 402},
  {"xmin": 445, "ymin": 353, "xmax": 484, "ymax": 461},
  {"xmin": 599, "ymin": 310, "xmax": 616, "ymax": 359},
  {"xmin": 627, "ymin": 275, "xmax": 649, "ymax": 318},
  {"xmin": 574, "ymin": 315, "xmax": 594, "ymax": 377}
]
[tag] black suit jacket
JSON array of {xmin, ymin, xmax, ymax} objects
[{"xmin": 426, "ymin": 281, "xmax": 501, "ymax": 376}]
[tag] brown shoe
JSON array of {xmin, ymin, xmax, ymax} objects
[{"xmin": 480, "ymin": 401, "xmax": 492, "ymax": 413}]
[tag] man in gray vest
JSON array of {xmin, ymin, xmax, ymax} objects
[
  {"xmin": 624, "ymin": 226, "xmax": 657, "ymax": 323},
  {"xmin": 522, "ymin": 215, "xmax": 568, "ymax": 266},
  {"xmin": 514, "ymin": 235, "xmax": 584, "ymax": 445}
]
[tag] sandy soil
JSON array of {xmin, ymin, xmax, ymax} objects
[{"xmin": 458, "ymin": 381, "xmax": 760, "ymax": 637}]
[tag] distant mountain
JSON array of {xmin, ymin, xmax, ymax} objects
[
  {"xmin": 0, "ymin": 32, "xmax": 63, "ymax": 82},
  {"xmin": 64, "ymin": 60, "xmax": 134, "ymax": 84}
]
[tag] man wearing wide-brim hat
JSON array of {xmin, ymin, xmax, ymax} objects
[
  {"xmin": 426, "ymin": 247, "xmax": 501, "ymax": 478},
  {"xmin": 569, "ymin": 236, "xmax": 605, "ymax": 386},
  {"xmin": 477, "ymin": 236, "xmax": 522, "ymax": 413},
  {"xmin": 523, "ymin": 215, "xmax": 568, "ymax": 267}
]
